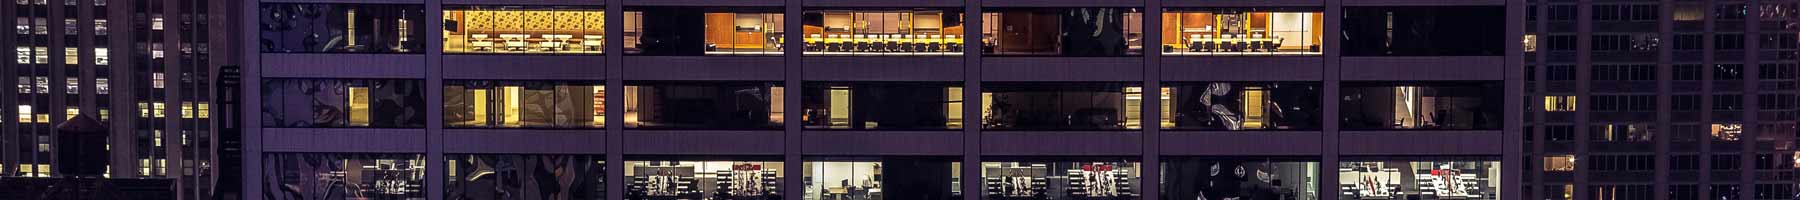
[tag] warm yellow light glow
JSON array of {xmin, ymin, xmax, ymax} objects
[
  {"xmin": 472, "ymin": 89, "xmax": 490, "ymax": 126},
  {"xmin": 502, "ymin": 86, "xmax": 523, "ymax": 127},
  {"xmin": 770, "ymin": 87, "xmax": 786, "ymax": 124},
  {"xmin": 348, "ymin": 87, "xmax": 371, "ymax": 126},
  {"xmin": 1544, "ymin": 95, "xmax": 1576, "ymax": 112},
  {"xmin": 1543, "ymin": 155, "xmax": 1576, "ymax": 172},
  {"xmin": 946, "ymin": 87, "xmax": 964, "ymax": 129},
  {"xmin": 1242, "ymin": 88, "xmax": 1267, "ymax": 129},
  {"xmin": 1125, "ymin": 87, "xmax": 1144, "ymax": 129},
  {"xmin": 828, "ymin": 88, "xmax": 851, "ymax": 128}
]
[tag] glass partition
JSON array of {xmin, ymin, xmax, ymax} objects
[
  {"xmin": 447, "ymin": 154, "xmax": 606, "ymax": 199},
  {"xmin": 802, "ymin": 82, "xmax": 963, "ymax": 130},
  {"xmin": 1339, "ymin": 81, "xmax": 1503, "ymax": 130},
  {"xmin": 1165, "ymin": 82, "xmax": 1322, "ymax": 131},
  {"xmin": 802, "ymin": 9, "xmax": 967, "ymax": 56},
  {"xmin": 1161, "ymin": 8, "xmax": 1323, "ymax": 56},
  {"xmin": 261, "ymin": 78, "xmax": 427, "ymax": 128},
  {"xmin": 623, "ymin": 81, "xmax": 784, "ymax": 130},
  {"xmin": 1339, "ymin": 159, "xmax": 1501, "ymax": 200},
  {"xmin": 982, "ymin": 82, "xmax": 1143, "ymax": 130},
  {"xmin": 626, "ymin": 160, "xmax": 785, "ymax": 200},
  {"xmin": 981, "ymin": 160, "xmax": 1141, "ymax": 200},
  {"xmin": 624, "ymin": 7, "xmax": 785, "ymax": 56},
  {"xmin": 264, "ymin": 153, "xmax": 427, "ymax": 199},
  {"xmin": 1163, "ymin": 157, "xmax": 1320, "ymax": 200},
  {"xmin": 803, "ymin": 158, "xmax": 961, "ymax": 200},
  {"xmin": 443, "ymin": 6, "xmax": 604, "ymax": 54},
  {"xmin": 444, "ymin": 80, "xmax": 605, "ymax": 128},
  {"xmin": 982, "ymin": 8, "xmax": 1144, "ymax": 56},
  {"xmin": 260, "ymin": 3, "xmax": 426, "ymax": 53}
]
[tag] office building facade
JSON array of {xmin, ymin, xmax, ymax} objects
[
  {"xmin": 241, "ymin": 0, "xmax": 1523, "ymax": 199},
  {"xmin": 1522, "ymin": 0, "xmax": 1800, "ymax": 199}
]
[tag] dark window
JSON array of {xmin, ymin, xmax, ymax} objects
[
  {"xmin": 447, "ymin": 154, "xmax": 605, "ymax": 199},
  {"xmin": 1164, "ymin": 157, "xmax": 1317, "ymax": 200},
  {"xmin": 1712, "ymin": 185, "xmax": 1741, "ymax": 200},
  {"xmin": 261, "ymin": 78, "xmax": 427, "ymax": 128},
  {"xmin": 1673, "ymin": 64, "xmax": 1704, "ymax": 80},
  {"xmin": 1716, "ymin": 4, "xmax": 1748, "ymax": 20},
  {"xmin": 443, "ymin": 80, "xmax": 605, "ymax": 129},
  {"xmin": 1756, "ymin": 184, "xmax": 1796, "ymax": 200},
  {"xmin": 1715, "ymin": 64, "xmax": 1745, "ymax": 80},
  {"xmin": 1587, "ymin": 185, "xmax": 1654, "ymax": 200},
  {"xmin": 1671, "ymin": 155, "xmax": 1700, "ymax": 170},
  {"xmin": 1166, "ymin": 82, "xmax": 1322, "ymax": 131},
  {"xmin": 1341, "ymin": 6, "xmax": 1505, "ymax": 56},
  {"xmin": 624, "ymin": 7, "xmax": 785, "ymax": 56},
  {"xmin": 982, "ymin": 8, "xmax": 1145, "ymax": 57},
  {"xmin": 1546, "ymin": 65, "xmax": 1577, "ymax": 80},
  {"xmin": 1592, "ymin": 5, "xmax": 1659, "ymax": 21},
  {"xmin": 1340, "ymin": 81, "xmax": 1503, "ymax": 130},
  {"xmin": 1549, "ymin": 5, "xmax": 1577, "ymax": 21},
  {"xmin": 1759, "ymin": 63, "xmax": 1797, "ymax": 80},
  {"xmin": 1714, "ymin": 94, "xmax": 1744, "ymax": 110},
  {"xmin": 1673, "ymin": 34, "xmax": 1704, "ymax": 50},
  {"xmin": 1592, "ymin": 64, "xmax": 1655, "ymax": 81},
  {"xmin": 1546, "ymin": 125, "xmax": 1576, "ymax": 141},
  {"xmin": 1670, "ymin": 185, "xmax": 1700, "ymax": 200},
  {"xmin": 1672, "ymin": 95, "xmax": 1703, "ymax": 111},
  {"xmin": 258, "ymin": 3, "xmax": 427, "ymax": 53},
  {"xmin": 1711, "ymin": 155, "xmax": 1742, "ymax": 170},
  {"xmin": 982, "ymin": 82, "xmax": 1142, "ymax": 130},
  {"xmin": 1586, "ymin": 155, "xmax": 1655, "ymax": 171},
  {"xmin": 622, "ymin": 81, "xmax": 784, "ymax": 130},
  {"xmin": 1591, "ymin": 95, "xmax": 1656, "ymax": 112},
  {"xmin": 1546, "ymin": 35, "xmax": 1577, "ymax": 51},
  {"xmin": 1761, "ymin": 34, "xmax": 1798, "ymax": 49},
  {"xmin": 1759, "ymin": 94, "xmax": 1795, "ymax": 110},
  {"xmin": 800, "ymin": 82, "xmax": 963, "ymax": 130},
  {"xmin": 1716, "ymin": 34, "xmax": 1745, "ymax": 50}
]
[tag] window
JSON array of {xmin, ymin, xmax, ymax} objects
[
  {"xmin": 260, "ymin": 79, "xmax": 426, "ymax": 128},
  {"xmin": 1163, "ymin": 157, "xmax": 1318, "ymax": 200},
  {"xmin": 1543, "ymin": 155, "xmax": 1576, "ymax": 172},
  {"xmin": 1712, "ymin": 185, "xmax": 1741, "ymax": 200},
  {"xmin": 1340, "ymin": 81, "xmax": 1503, "ymax": 130},
  {"xmin": 1342, "ymin": 6, "xmax": 1505, "ymax": 56},
  {"xmin": 982, "ymin": 8, "xmax": 1145, "ymax": 56},
  {"xmin": 446, "ymin": 154, "xmax": 604, "ymax": 200},
  {"xmin": 1759, "ymin": 63, "xmax": 1797, "ymax": 80},
  {"xmin": 1546, "ymin": 35, "xmax": 1577, "ymax": 51},
  {"xmin": 1674, "ymin": 34, "xmax": 1703, "ymax": 50},
  {"xmin": 1590, "ymin": 123, "xmax": 1655, "ymax": 142},
  {"xmin": 1673, "ymin": 64, "xmax": 1704, "ymax": 80},
  {"xmin": 1592, "ymin": 5, "xmax": 1659, "ymax": 21},
  {"xmin": 1716, "ymin": 34, "xmax": 1745, "ymax": 50},
  {"xmin": 1714, "ymin": 94, "xmax": 1743, "ymax": 110},
  {"xmin": 1755, "ymin": 184, "xmax": 1795, "ymax": 200},
  {"xmin": 442, "ymin": 6, "xmax": 604, "ymax": 54},
  {"xmin": 625, "ymin": 7, "xmax": 785, "ymax": 56},
  {"xmin": 443, "ymin": 80, "xmax": 605, "ymax": 128},
  {"xmin": 1716, "ymin": 64, "xmax": 1745, "ymax": 80},
  {"xmin": 800, "ymin": 82, "xmax": 963, "ymax": 130},
  {"xmin": 1762, "ymin": 34, "xmax": 1798, "ymax": 49},
  {"xmin": 1589, "ymin": 185, "xmax": 1653, "ymax": 200},
  {"xmin": 1545, "ymin": 95, "xmax": 1577, "ymax": 112},
  {"xmin": 1161, "ymin": 8, "xmax": 1324, "ymax": 56},
  {"xmin": 1671, "ymin": 155, "xmax": 1700, "ymax": 170},
  {"xmin": 982, "ymin": 160, "xmax": 1141, "ymax": 199},
  {"xmin": 982, "ymin": 82, "xmax": 1142, "ymax": 130},
  {"xmin": 1549, "ymin": 5, "xmax": 1576, "ymax": 21},
  {"xmin": 803, "ymin": 158, "xmax": 959, "ymax": 200},
  {"xmin": 1712, "ymin": 123, "xmax": 1743, "ymax": 141},
  {"xmin": 1523, "ymin": 34, "xmax": 1537, "ymax": 52},
  {"xmin": 1546, "ymin": 125, "xmax": 1576, "ymax": 141},
  {"xmin": 1718, "ymin": 4, "xmax": 1749, "ymax": 20},
  {"xmin": 259, "ymin": 3, "xmax": 426, "ymax": 53},
  {"xmin": 1590, "ymin": 34, "xmax": 1657, "ymax": 52},
  {"xmin": 1545, "ymin": 65, "xmax": 1577, "ymax": 80},
  {"xmin": 1675, "ymin": 6, "xmax": 1705, "ymax": 21},
  {"xmin": 1592, "ymin": 65, "xmax": 1655, "ymax": 81},
  {"xmin": 1712, "ymin": 155, "xmax": 1742, "ymax": 170},
  {"xmin": 265, "ymin": 153, "xmax": 426, "ymax": 199},
  {"xmin": 626, "ymin": 160, "xmax": 785, "ymax": 199},
  {"xmin": 1165, "ymin": 82, "xmax": 1321, "ymax": 130},
  {"xmin": 1760, "ymin": 94, "xmax": 1796, "ymax": 110},
  {"xmin": 1672, "ymin": 95, "xmax": 1703, "ymax": 110},
  {"xmin": 1340, "ymin": 159, "xmax": 1500, "ymax": 200},
  {"xmin": 1587, "ymin": 155, "xmax": 1654, "ymax": 172},
  {"xmin": 1670, "ymin": 185, "xmax": 1700, "ymax": 200},
  {"xmin": 803, "ymin": 8, "xmax": 966, "ymax": 56},
  {"xmin": 1591, "ymin": 95, "xmax": 1655, "ymax": 112},
  {"xmin": 622, "ymin": 81, "xmax": 784, "ymax": 130}
]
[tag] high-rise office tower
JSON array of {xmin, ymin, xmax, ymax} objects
[
  {"xmin": 3, "ymin": 0, "xmax": 238, "ymax": 199},
  {"xmin": 1523, "ymin": 1, "xmax": 1800, "ymax": 199}
]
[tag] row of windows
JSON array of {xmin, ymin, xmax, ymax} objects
[
  {"xmin": 260, "ymin": 4, "xmax": 1505, "ymax": 57},
  {"xmin": 1534, "ymin": 4, "xmax": 1748, "ymax": 22},
  {"xmin": 1529, "ymin": 64, "xmax": 1769, "ymax": 81},
  {"xmin": 1534, "ymin": 34, "xmax": 1751, "ymax": 52},
  {"xmin": 271, "ymin": 153, "xmax": 1504, "ymax": 200},
  {"xmin": 1530, "ymin": 122, "xmax": 1781, "ymax": 142},
  {"xmin": 262, "ymin": 79, "xmax": 1503, "ymax": 131}
]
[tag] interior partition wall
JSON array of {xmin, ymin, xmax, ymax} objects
[{"xmin": 239, "ymin": 0, "xmax": 1523, "ymax": 199}]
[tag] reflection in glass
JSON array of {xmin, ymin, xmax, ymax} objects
[
  {"xmin": 623, "ymin": 82, "xmax": 784, "ymax": 129},
  {"xmin": 1339, "ymin": 82, "xmax": 1502, "ymax": 130},
  {"xmin": 803, "ymin": 159, "xmax": 961, "ymax": 200},
  {"xmin": 981, "ymin": 160, "xmax": 1140, "ymax": 200},
  {"xmin": 1166, "ymin": 82, "xmax": 1321, "ymax": 130},
  {"xmin": 626, "ymin": 160, "xmax": 785, "ymax": 200},
  {"xmin": 623, "ymin": 7, "xmax": 785, "ymax": 56},
  {"xmin": 1338, "ymin": 159, "xmax": 1500, "ymax": 200},
  {"xmin": 264, "ymin": 153, "xmax": 427, "ymax": 200},
  {"xmin": 802, "ymin": 9, "xmax": 967, "ymax": 56},
  {"xmin": 982, "ymin": 8, "xmax": 1144, "ymax": 56},
  {"xmin": 982, "ymin": 82, "xmax": 1142, "ymax": 130},
  {"xmin": 260, "ymin": 3, "xmax": 426, "ymax": 53},
  {"xmin": 443, "ymin": 6, "xmax": 604, "ymax": 54},
  {"xmin": 261, "ymin": 79, "xmax": 426, "ymax": 128},
  {"xmin": 444, "ymin": 80, "xmax": 605, "ymax": 128},
  {"xmin": 1161, "ymin": 8, "xmax": 1323, "ymax": 56},
  {"xmin": 447, "ymin": 154, "xmax": 606, "ymax": 200},
  {"xmin": 1341, "ymin": 6, "xmax": 1505, "ymax": 56},
  {"xmin": 1163, "ymin": 158, "xmax": 1319, "ymax": 200},
  {"xmin": 802, "ymin": 82, "xmax": 963, "ymax": 130}
]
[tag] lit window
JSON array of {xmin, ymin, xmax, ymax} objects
[
  {"xmin": 17, "ymin": 105, "xmax": 32, "ymax": 123},
  {"xmin": 1545, "ymin": 96, "xmax": 1578, "ymax": 112},
  {"xmin": 96, "ymin": 78, "xmax": 108, "ymax": 94},
  {"xmin": 93, "ymin": 48, "xmax": 108, "ymax": 65},
  {"xmin": 347, "ymin": 87, "xmax": 370, "ymax": 126},
  {"xmin": 65, "ymin": 77, "xmax": 79, "ymax": 94},
  {"xmin": 150, "ymin": 17, "xmax": 163, "ymax": 30},
  {"xmin": 1162, "ymin": 8, "xmax": 1326, "ymax": 56},
  {"xmin": 65, "ymin": 106, "xmax": 77, "ymax": 120},
  {"xmin": 152, "ymin": 73, "xmax": 164, "ymax": 89},
  {"xmin": 152, "ymin": 102, "xmax": 165, "ymax": 118},
  {"xmin": 181, "ymin": 102, "xmax": 194, "ymax": 119},
  {"xmin": 1524, "ymin": 34, "xmax": 1538, "ymax": 52},
  {"xmin": 1544, "ymin": 155, "xmax": 1576, "ymax": 172},
  {"xmin": 63, "ymin": 47, "xmax": 78, "ymax": 65},
  {"xmin": 196, "ymin": 103, "xmax": 209, "ymax": 119},
  {"xmin": 1711, "ymin": 123, "xmax": 1742, "ymax": 141}
]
